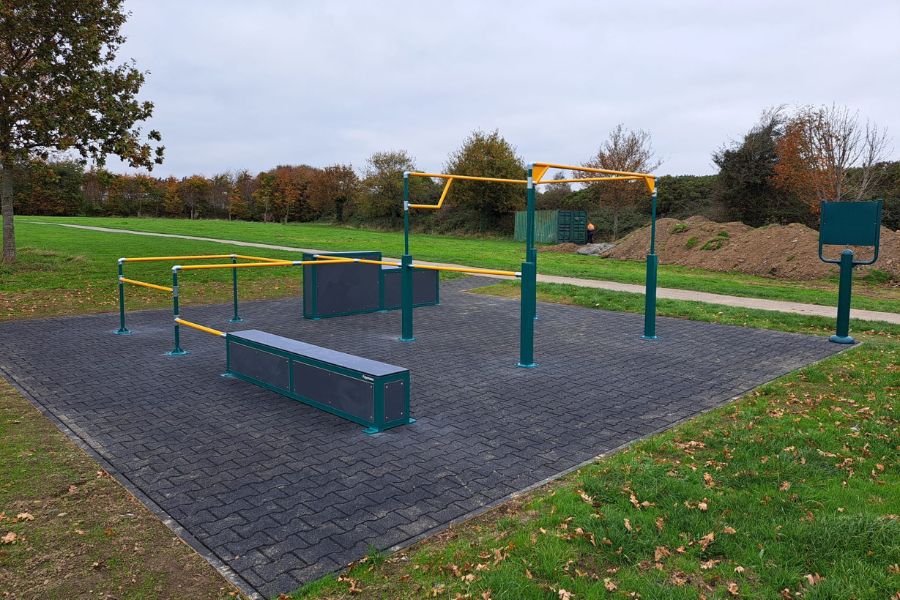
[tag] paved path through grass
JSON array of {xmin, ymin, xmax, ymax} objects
[{"xmin": 29, "ymin": 221, "xmax": 900, "ymax": 324}]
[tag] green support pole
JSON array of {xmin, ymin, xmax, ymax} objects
[
  {"xmin": 518, "ymin": 166, "xmax": 537, "ymax": 367},
  {"xmin": 829, "ymin": 249, "xmax": 855, "ymax": 344},
  {"xmin": 114, "ymin": 259, "xmax": 131, "ymax": 334},
  {"xmin": 518, "ymin": 261, "xmax": 537, "ymax": 368},
  {"xmin": 167, "ymin": 267, "xmax": 188, "ymax": 356},
  {"xmin": 229, "ymin": 255, "xmax": 243, "ymax": 323},
  {"xmin": 642, "ymin": 189, "xmax": 659, "ymax": 340},
  {"xmin": 400, "ymin": 173, "xmax": 415, "ymax": 342}
]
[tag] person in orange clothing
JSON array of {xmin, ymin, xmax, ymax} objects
[{"xmin": 586, "ymin": 221, "xmax": 596, "ymax": 244}]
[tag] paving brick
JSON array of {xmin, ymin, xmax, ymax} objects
[{"xmin": 0, "ymin": 277, "xmax": 844, "ymax": 597}]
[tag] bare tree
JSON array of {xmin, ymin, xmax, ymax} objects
[
  {"xmin": 794, "ymin": 104, "xmax": 890, "ymax": 201},
  {"xmin": 581, "ymin": 125, "xmax": 661, "ymax": 239}
]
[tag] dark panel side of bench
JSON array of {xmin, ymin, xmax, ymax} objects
[
  {"xmin": 302, "ymin": 251, "xmax": 383, "ymax": 319},
  {"xmin": 225, "ymin": 330, "xmax": 411, "ymax": 432}
]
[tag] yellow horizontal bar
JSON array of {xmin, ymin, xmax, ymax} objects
[
  {"xmin": 409, "ymin": 172, "xmax": 527, "ymax": 185},
  {"xmin": 123, "ymin": 254, "xmax": 235, "ymax": 263},
  {"xmin": 409, "ymin": 177, "xmax": 454, "ymax": 210},
  {"xmin": 119, "ymin": 277, "xmax": 173, "ymax": 292},
  {"xmin": 533, "ymin": 162, "xmax": 654, "ymax": 180},
  {"xmin": 174, "ymin": 318, "xmax": 225, "ymax": 337},
  {"xmin": 234, "ymin": 254, "xmax": 289, "ymax": 263},
  {"xmin": 412, "ymin": 264, "xmax": 520, "ymax": 278}
]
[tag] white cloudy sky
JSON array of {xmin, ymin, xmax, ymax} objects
[{"xmin": 111, "ymin": 0, "xmax": 900, "ymax": 178}]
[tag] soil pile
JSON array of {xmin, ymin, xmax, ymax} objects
[{"xmin": 599, "ymin": 216, "xmax": 900, "ymax": 280}]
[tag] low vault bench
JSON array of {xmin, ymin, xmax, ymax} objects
[{"xmin": 225, "ymin": 329, "xmax": 412, "ymax": 433}]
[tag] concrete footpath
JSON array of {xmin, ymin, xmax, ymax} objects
[{"xmin": 30, "ymin": 221, "xmax": 900, "ymax": 325}]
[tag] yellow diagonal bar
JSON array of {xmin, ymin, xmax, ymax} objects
[
  {"xmin": 234, "ymin": 254, "xmax": 289, "ymax": 263},
  {"xmin": 119, "ymin": 277, "xmax": 173, "ymax": 292},
  {"xmin": 409, "ymin": 177, "xmax": 454, "ymax": 209},
  {"xmin": 174, "ymin": 318, "xmax": 225, "ymax": 337},
  {"xmin": 122, "ymin": 254, "xmax": 235, "ymax": 263},
  {"xmin": 533, "ymin": 162, "xmax": 653, "ymax": 179},
  {"xmin": 177, "ymin": 261, "xmax": 295, "ymax": 270},
  {"xmin": 411, "ymin": 264, "xmax": 520, "ymax": 278}
]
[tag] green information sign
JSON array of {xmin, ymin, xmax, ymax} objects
[{"xmin": 819, "ymin": 200, "xmax": 882, "ymax": 262}]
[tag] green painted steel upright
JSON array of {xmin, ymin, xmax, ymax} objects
[
  {"xmin": 829, "ymin": 250, "xmax": 856, "ymax": 344},
  {"xmin": 642, "ymin": 189, "xmax": 659, "ymax": 340},
  {"xmin": 229, "ymin": 255, "xmax": 243, "ymax": 323},
  {"xmin": 114, "ymin": 259, "xmax": 131, "ymax": 334},
  {"xmin": 518, "ymin": 166, "xmax": 537, "ymax": 368},
  {"xmin": 167, "ymin": 267, "xmax": 188, "ymax": 356},
  {"xmin": 400, "ymin": 172, "xmax": 415, "ymax": 341}
]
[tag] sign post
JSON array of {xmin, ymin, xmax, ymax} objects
[{"xmin": 818, "ymin": 200, "xmax": 882, "ymax": 344}]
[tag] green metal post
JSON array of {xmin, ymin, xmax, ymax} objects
[
  {"xmin": 642, "ymin": 189, "xmax": 659, "ymax": 340},
  {"xmin": 114, "ymin": 259, "xmax": 131, "ymax": 334},
  {"xmin": 829, "ymin": 249, "xmax": 855, "ymax": 344},
  {"xmin": 168, "ymin": 267, "xmax": 188, "ymax": 355},
  {"xmin": 518, "ymin": 261, "xmax": 537, "ymax": 368},
  {"xmin": 229, "ymin": 255, "xmax": 243, "ymax": 323},
  {"xmin": 400, "ymin": 173, "xmax": 415, "ymax": 341},
  {"xmin": 525, "ymin": 166, "xmax": 539, "ymax": 320},
  {"xmin": 518, "ymin": 166, "xmax": 537, "ymax": 367}
]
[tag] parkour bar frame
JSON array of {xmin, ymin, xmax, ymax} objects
[{"xmin": 402, "ymin": 162, "xmax": 658, "ymax": 368}]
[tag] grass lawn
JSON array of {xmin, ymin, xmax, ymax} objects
[
  {"xmin": 1, "ymin": 221, "xmax": 897, "ymax": 599},
  {"xmin": 294, "ymin": 285, "xmax": 899, "ymax": 599},
  {"xmin": 22, "ymin": 216, "xmax": 900, "ymax": 313}
]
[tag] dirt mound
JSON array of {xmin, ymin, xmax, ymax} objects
[{"xmin": 601, "ymin": 215, "xmax": 900, "ymax": 280}]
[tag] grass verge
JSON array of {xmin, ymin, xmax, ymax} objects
[
  {"xmin": 24, "ymin": 216, "xmax": 900, "ymax": 312},
  {"xmin": 0, "ymin": 377, "xmax": 247, "ymax": 599},
  {"xmin": 292, "ymin": 284, "xmax": 899, "ymax": 599}
]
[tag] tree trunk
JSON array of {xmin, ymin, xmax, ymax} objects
[{"xmin": 1, "ymin": 159, "xmax": 15, "ymax": 263}]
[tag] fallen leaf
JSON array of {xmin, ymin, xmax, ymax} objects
[
  {"xmin": 723, "ymin": 526, "xmax": 737, "ymax": 535},
  {"xmin": 525, "ymin": 568, "xmax": 533, "ymax": 579},
  {"xmin": 431, "ymin": 584, "xmax": 445, "ymax": 597},
  {"xmin": 656, "ymin": 517, "xmax": 664, "ymax": 532},
  {"xmin": 1, "ymin": 532, "xmax": 16, "ymax": 544},
  {"xmin": 698, "ymin": 500, "xmax": 709, "ymax": 512},
  {"xmin": 779, "ymin": 481, "xmax": 792, "ymax": 492},
  {"xmin": 700, "ymin": 559, "xmax": 721, "ymax": 570},
  {"xmin": 558, "ymin": 589, "xmax": 573, "ymax": 600},
  {"xmin": 462, "ymin": 573, "xmax": 476, "ymax": 583},
  {"xmin": 804, "ymin": 573, "xmax": 824, "ymax": 586},
  {"xmin": 604, "ymin": 578, "xmax": 618, "ymax": 591},
  {"xmin": 704, "ymin": 472, "xmax": 715, "ymax": 488},
  {"xmin": 734, "ymin": 566, "xmax": 745, "ymax": 574},
  {"xmin": 698, "ymin": 532, "xmax": 715, "ymax": 551},
  {"xmin": 670, "ymin": 571, "xmax": 689, "ymax": 586},
  {"xmin": 15, "ymin": 512, "xmax": 34, "ymax": 522},
  {"xmin": 727, "ymin": 581, "xmax": 740, "ymax": 596},
  {"xmin": 624, "ymin": 518, "xmax": 633, "ymax": 532},
  {"xmin": 654, "ymin": 546, "xmax": 671, "ymax": 562}
]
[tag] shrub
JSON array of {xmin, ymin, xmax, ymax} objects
[
  {"xmin": 670, "ymin": 223, "xmax": 690, "ymax": 234},
  {"xmin": 685, "ymin": 236, "xmax": 699, "ymax": 249}
]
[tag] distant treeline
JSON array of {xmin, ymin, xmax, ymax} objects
[{"xmin": 11, "ymin": 133, "xmax": 900, "ymax": 240}]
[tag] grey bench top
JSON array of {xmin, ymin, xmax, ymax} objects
[{"xmin": 228, "ymin": 330, "xmax": 407, "ymax": 377}]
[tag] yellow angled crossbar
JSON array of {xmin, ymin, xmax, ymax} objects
[
  {"xmin": 174, "ymin": 318, "xmax": 225, "ymax": 337},
  {"xmin": 532, "ymin": 162, "xmax": 655, "ymax": 193},
  {"xmin": 409, "ymin": 172, "xmax": 527, "ymax": 185},
  {"xmin": 233, "ymin": 254, "xmax": 288, "ymax": 263},
  {"xmin": 119, "ymin": 277, "xmax": 173, "ymax": 292}
]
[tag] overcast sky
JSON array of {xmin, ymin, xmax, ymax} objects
[{"xmin": 109, "ymin": 0, "xmax": 900, "ymax": 178}]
